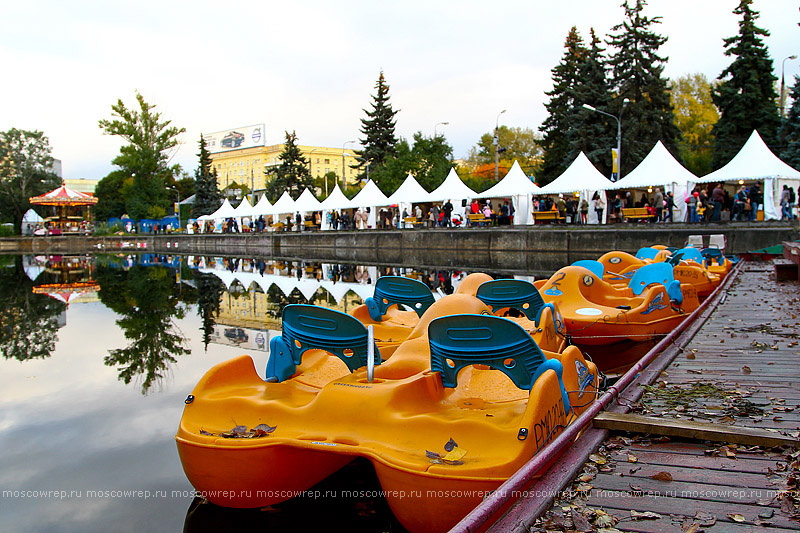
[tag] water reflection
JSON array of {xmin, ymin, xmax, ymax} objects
[{"xmin": 0, "ymin": 255, "xmax": 67, "ymax": 361}]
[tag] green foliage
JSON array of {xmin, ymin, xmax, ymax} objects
[
  {"xmin": 780, "ymin": 75, "xmax": 800, "ymax": 169},
  {"xmin": 606, "ymin": 0, "xmax": 682, "ymax": 176},
  {"xmin": 264, "ymin": 131, "xmax": 314, "ymax": 202},
  {"xmin": 194, "ymin": 271, "xmax": 225, "ymax": 350},
  {"xmin": 94, "ymin": 170, "xmax": 129, "ymax": 220},
  {"xmin": 467, "ymin": 126, "xmax": 543, "ymax": 178},
  {"xmin": 670, "ymin": 73, "xmax": 719, "ymax": 176},
  {"xmin": 0, "ymin": 128, "xmax": 60, "ymax": 231},
  {"xmin": 370, "ymin": 132, "xmax": 454, "ymax": 193},
  {"xmin": 355, "ymin": 71, "xmax": 399, "ymax": 179},
  {"xmin": 0, "ymin": 256, "xmax": 65, "ymax": 361},
  {"xmin": 0, "ymin": 225, "xmax": 14, "ymax": 237},
  {"xmin": 98, "ymin": 91, "xmax": 186, "ymax": 220},
  {"xmin": 192, "ymin": 135, "xmax": 222, "ymax": 217},
  {"xmin": 711, "ymin": 0, "xmax": 779, "ymax": 168},
  {"xmin": 96, "ymin": 263, "xmax": 190, "ymax": 394}
]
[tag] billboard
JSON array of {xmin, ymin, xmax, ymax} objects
[{"xmin": 204, "ymin": 124, "xmax": 266, "ymax": 154}]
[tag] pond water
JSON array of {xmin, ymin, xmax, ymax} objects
[{"xmin": 0, "ymin": 253, "xmax": 531, "ymax": 532}]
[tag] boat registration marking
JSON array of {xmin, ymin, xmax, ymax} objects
[
  {"xmin": 575, "ymin": 307, "xmax": 603, "ymax": 316},
  {"xmin": 311, "ymin": 441, "xmax": 338, "ymax": 446}
]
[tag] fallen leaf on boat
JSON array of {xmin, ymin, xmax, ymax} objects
[
  {"xmin": 426, "ymin": 450, "xmax": 441, "ymax": 459},
  {"xmin": 444, "ymin": 438, "xmax": 458, "ymax": 452},
  {"xmin": 728, "ymin": 513, "xmax": 746, "ymax": 522},
  {"xmin": 200, "ymin": 429, "xmax": 213, "ymax": 436},
  {"xmin": 442, "ymin": 447, "xmax": 467, "ymax": 462},
  {"xmin": 630, "ymin": 510, "xmax": 661, "ymax": 520},
  {"xmin": 649, "ymin": 471, "xmax": 673, "ymax": 482}
]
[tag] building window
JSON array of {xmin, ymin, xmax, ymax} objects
[{"xmin": 324, "ymin": 159, "xmax": 330, "ymax": 164}]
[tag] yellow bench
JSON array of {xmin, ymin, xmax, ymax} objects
[
  {"xmin": 621, "ymin": 207, "xmax": 655, "ymax": 222},
  {"xmin": 304, "ymin": 221, "xmax": 319, "ymax": 230},
  {"xmin": 531, "ymin": 211, "xmax": 564, "ymax": 224},
  {"xmin": 467, "ymin": 213, "xmax": 491, "ymax": 227},
  {"xmin": 403, "ymin": 216, "xmax": 423, "ymax": 228}
]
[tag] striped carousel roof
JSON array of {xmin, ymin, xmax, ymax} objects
[{"xmin": 30, "ymin": 184, "xmax": 98, "ymax": 205}]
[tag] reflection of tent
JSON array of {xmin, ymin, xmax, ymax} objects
[
  {"xmin": 695, "ymin": 130, "xmax": 800, "ymax": 221},
  {"xmin": 32, "ymin": 282, "xmax": 100, "ymax": 305},
  {"xmin": 481, "ymin": 161, "xmax": 541, "ymax": 225},
  {"xmin": 538, "ymin": 152, "xmax": 614, "ymax": 224},
  {"xmin": 607, "ymin": 141, "xmax": 696, "ymax": 222}
]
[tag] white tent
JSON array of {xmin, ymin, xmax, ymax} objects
[
  {"xmin": 268, "ymin": 191, "xmax": 296, "ymax": 220},
  {"xmin": 294, "ymin": 188, "xmax": 322, "ymax": 213},
  {"xmin": 607, "ymin": 141, "xmax": 696, "ymax": 222},
  {"xmin": 695, "ymin": 130, "xmax": 800, "ymax": 221},
  {"xmin": 206, "ymin": 198, "xmax": 237, "ymax": 220},
  {"xmin": 387, "ymin": 174, "xmax": 433, "ymax": 227},
  {"xmin": 252, "ymin": 194, "xmax": 272, "ymax": 218},
  {"xmin": 350, "ymin": 180, "xmax": 390, "ymax": 228},
  {"xmin": 429, "ymin": 168, "xmax": 478, "ymax": 205},
  {"xmin": 481, "ymin": 161, "xmax": 541, "ymax": 225},
  {"xmin": 319, "ymin": 184, "xmax": 354, "ymax": 230},
  {"xmin": 232, "ymin": 198, "xmax": 253, "ymax": 221},
  {"xmin": 538, "ymin": 152, "xmax": 614, "ymax": 224},
  {"xmin": 22, "ymin": 209, "xmax": 43, "ymax": 235}
]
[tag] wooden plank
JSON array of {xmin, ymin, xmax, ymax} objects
[
  {"xmin": 593, "ymin": 412, "xmax": 800, "ymax": 448},
  {"xmin": 606, "ymin": 449, "xmax": 782, "ymax": 474},
  {"xmin": 614, "ymin": 462, "xmax": 779, "ymax": 488}
]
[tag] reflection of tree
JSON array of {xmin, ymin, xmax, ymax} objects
[
  {"xmin": 96, "ymin": 264, "xmax": 189, "ymax": 394},
  {"xmin": 194, "ymin": 271, "xmax": 225, "ymax": 350},
  {"xmin": 0, "ymin": 256, "xmax": 65, "ymax": 361}
]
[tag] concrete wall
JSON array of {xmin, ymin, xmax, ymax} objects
[{"xmin": 2, "ymin": 223, "xmax": 797, "ymax": 274}]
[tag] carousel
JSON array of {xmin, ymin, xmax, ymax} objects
[
  {"xmin": 29, "ymin": 184, "xmax": 98, "ymax": 234},
  {"xmin": 30, "ymin": 255, "xmax": 100, "ymax": 305}
]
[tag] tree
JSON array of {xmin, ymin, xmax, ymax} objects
[
  {"xmin": 0, "ymin": 128, "xmax": 60, "ymax": 232},
  {"xmin": 606, "ymin": 0, "xmax": 682, "ymax": 175},
  {"xmin": 780, "ymin": 75, "xmax": 800, "ymax": 169},
  {"xmin": 94, "ymin": 170, "xmax": 130, "ymax": 221},
  {"xmin": 670, "ymin": 73, "xmax": 720, "ymax": 176},
  {"xmin": 264, "ymin": 131, "xmax": 313, "ymax": 201},
  {"xmin": 370, "ymin": 132, "xmax": 454, "ymax": 193},
  {"xmin": 98, "ymin": 91, "xmax": 185, "ymax": 220},
  {"xmin": 711, "ymin": 0, "xmax": 778, "ymax": 168},
  {"xmin": 192, "ymin": 135, "xmax": 222, "ymax": 217},
  {"xmin": 467, "ymin": 126, "xmax": 543, "ymax": 179},
  {"xmin": 355, "ymin": 71, "xmax": 399, "ymax": 181}
]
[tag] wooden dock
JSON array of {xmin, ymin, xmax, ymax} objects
[{"xmin": 491, "ymin": 261, "xmax": 800, "ymax": 532}]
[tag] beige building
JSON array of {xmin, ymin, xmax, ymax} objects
[{"xmin": 210, "ymin": 144, "xmax": 361, "ymax": 194}]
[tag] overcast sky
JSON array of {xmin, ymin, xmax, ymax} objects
[{"xmin": 1, "ymin": 1, "xmax": 798, "ymax": 181}]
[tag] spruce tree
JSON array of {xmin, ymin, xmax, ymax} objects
[
  {"xmin": 780, "ymin": 75, "xmax": 800, "ymax": 169},
  {"xmin": 192, "ymin": 135, "xmax": 222, "ymax": 217},
  {"xmin": 356, "ymin": 71, "xmax": 399, "ymax": 185},
  {"xmin": 569, "ymin": 29, "xmax": 616, "ymax": 177},
  {"xmin": 265, "ymin": 131, "xmax": 313, "ymax": 201},
  {"xmin": 539, "ymin": 27, "xmax": 588, "ymax": 185},
  {"xmin": 711, "ymin": 0, "xmax": 779, "ymax": 168},
  {"xmin": 606, "ymin": 0, "xmax": 681, "ymax": 176}
]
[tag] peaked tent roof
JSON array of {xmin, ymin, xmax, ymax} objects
[
  {"xmin": 696, "ymin": 130, "xmax": 800, "ymax": 183},
  {"xmin": 481, "ymin": 161, "xmax": 541, "ymax": 197},
  {"xmin": 428, "ymin": 168, "xmax": 478, "ymax": 202},
  {"xmin": 203, "ymin": 198, "xmax": 236, "ymax": 220},
  {"xmin": 233, "ymin": 197, "xmax": 253, "ymax": 218},
  {"xmin": 350, "ymin": 180, "xmax": 389, "ymax": 208},
  {"xmin": 607, "ymin": 141, "xmax": 698, "ymax": 190},
  {"xmin": 252, "ymin": 194, "xmax": 272, "ymax": 216},
  {"xmin": 538, "ymin": 152, "xmax": 614, "ymax": 194},
  {"xmin": 293, "ymin": 188, "xmax": 323, "ymax": 212},
  {"xmin": 29, "ymin": 184, "xmax": 98, "ymax": 205},
  {"xmin": 319, "ymin": 184, "xmax": 354, "ymax": 211},
  {"xmin": 269, "ymin": 191, "xmax": 296, "ymax": 215},
  {"xmin": 387, "ymin": 174, "xmax": 433, "ymax": 204}
]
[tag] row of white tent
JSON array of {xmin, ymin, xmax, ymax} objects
[{"xmin": 196, "ymin": 130, "xmax": 800, "ymax": 228}]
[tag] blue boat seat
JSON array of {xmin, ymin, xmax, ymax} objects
[
  {"xmin": 701, "ymin": 248, "xmax": 725, "ymax": 266},
  {"xmin": 365, "ymin": 275, "xmax": 435, "ymax": 322},
  {"xmin": 428, "ymin": 314, "xmax": 570, "ymax": 415},
  {"xmin": 628, "ymin": 262, "xmax": 683, "ymax": 304},
  {"xmin": 672, "ymin": 247, "xmax": 706, "ymax": 266},
  {"xmin": 572, "ymin": 260, "xmax": 605, "ymax": 278},
  {"xmin": 476, "ymin": 279, "xmax": 559, "ymax": 331},
  {"xmin": 267, "ymin": 304, "xmax": 381, "ymax": 382},
  {"xmin": 635, "ymin": 247, "xmax": 659, "ymax": 260}
]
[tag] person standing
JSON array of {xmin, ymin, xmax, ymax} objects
[
  {"xmin": 591, "ymin": 192, "xmax": 605, "ymax": 224},
  {"xmin": 664, "ymin": 192, "xmax": 675, "ymax": 223},
  {"xmin": 442, "ymin": 200, "xmax": 453, "ymax": 227},
  {"xmin": 711, "ymin": 183, "xmax": 724, "ymax": 221},
  {"xmin": 654, "ymin": 187, "xmax": 664, "ymax": 222},
  {"xmin": 749, "ymin": 182, "xmax": 762, "ymax": 221}
]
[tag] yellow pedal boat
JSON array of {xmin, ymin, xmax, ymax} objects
[{"xmin": 176, "ymin": 293, "xmax": 598, "ymax": 532}]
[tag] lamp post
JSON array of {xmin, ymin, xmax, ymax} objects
[
  {"xmin": 781, "ymin": 55, "xmax": 797, "ymax": 118},
  {"xmin": 342, "ymin": 140, "xmax": 356, "ymax": 189},
  {"xmin": 435, "ymin": 122, "xmax": 449, "ymax": 137},
  {"xmin": 494, "ymin": 110, "xmax": 506, "ymax": 181},
  {"xmin": 582, "ymin": 99, "xmax": 629, "ymax": 182}
]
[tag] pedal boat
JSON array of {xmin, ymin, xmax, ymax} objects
[
  {"xmin": 539, "ymin": 262, "xmax": 700, "ymax": 348},
  {"xmin": 176, "ymin": 294, "xmax": 597, "ymax": 532}
]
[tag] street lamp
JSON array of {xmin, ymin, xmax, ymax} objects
[
  {"xmin": 494, "ymin": 110, "xmax": 506, "ymax": 181},
  {"xmin": 342, "ymin": 140, "xmax": 356, "ymax": 189},
  {"xmin": 582, "ymin": 99, "xmax": 630, "ymax": 182},
  {"xmin": 435, "ymin": 122, "xmax": 449, "ymax": 137},
  {"xmin": 781, "ymin": 55, "xmax": 797, "ymax": 118}
]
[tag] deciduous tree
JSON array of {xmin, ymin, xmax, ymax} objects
[{"xmin": 670, "ymin": 73, "xmax": 719, "ymax": 176}]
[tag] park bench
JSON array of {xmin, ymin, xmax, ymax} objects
[
  {"xmin": 403, "ymin": 216, "xmax": 423, "ymax": 228},
  {"xmin": 304, "ymin": 221, "xmax": 320, "ymax": 231},
  {"xmin": 467, "ymin": 213, "xmax": 491, "ymax": 227},
  {"xmin": 621, "ymin": 207, "xmax": 655, "ymax": 222},
  {"xmin": 531, "ymin": 211, "xmax": 564, "ymax": 224}
]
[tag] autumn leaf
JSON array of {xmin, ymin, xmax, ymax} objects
[
  {"xmin": 589, "ymin": 453, "xmax": 607, "ymax": 465},
  {"xmin": 650, "ymin": 471, "xmax": 673, "ymax": 482},
  {"xmin": 630, "ymin": 510, "xmax": 661, "ymax": 520},
  {"xmin": 741, "ymin": 365, "xmax": 751, "ymax": 374},
  {"xmin": 627, "ymin": 454, "xmax": 638, "ymax": 463},
  {"xmin": 728, "ymin": 513, "xmax": 746, "ymax": 522}
]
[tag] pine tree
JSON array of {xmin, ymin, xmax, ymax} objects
[
  {"xmin": 606, "ymin": 0, "xmax": 681, "ymax": 176},
  {"xmin": 569, "ymin": 29, "xmax": 616, "ymax": 177},
  {"xmin": 539, "ymin": 27, "xmax": 588, "ymax": 185},
  {"xmin": 265, "ymin": 131, "xmax": 313, "ymax": 201},
  {"xmin": 711, "ymin": 0, "xmax": 779, "ymax": 168},
  {"xmin": 780, "ymin": 75, "xmax": 800, "ymax": 169},
  {"xmin": 192, "ymin": 135, "xmax": 222, "ymax": 217},
  {"xmin": 355, "ymin": 71, "xmax": 399, "ymax": 185}
]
